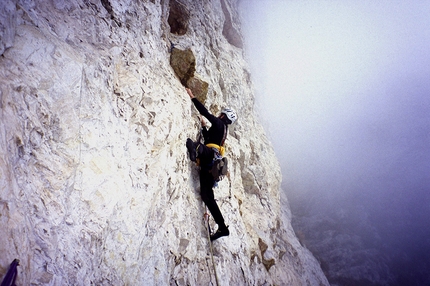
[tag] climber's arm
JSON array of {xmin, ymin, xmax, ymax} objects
[{"xmin": 186, "ymin": 88, "xmax": 217, "ymax": 122}]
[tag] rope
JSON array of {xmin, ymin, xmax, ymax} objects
[{"xmin": 204, "ymin": 209, "xmax": 220, "ymax": 286}]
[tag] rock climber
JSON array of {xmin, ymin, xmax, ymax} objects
[{"xmin": 185, "ymin": 88, "xmax": 237, "ymax": 241}]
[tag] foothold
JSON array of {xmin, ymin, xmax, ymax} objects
[{"xmin": 259, "ymin": 238, "xmax": 276, "ymax": 271}]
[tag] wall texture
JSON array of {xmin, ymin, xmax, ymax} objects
[{"xmin": 0, "ymin": 0, "xmax": 328, "ymax": 285}]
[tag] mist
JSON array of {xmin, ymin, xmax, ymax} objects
[{"xmin": 239, "ymin": 1, "xmax": 430, "ymax": 285}]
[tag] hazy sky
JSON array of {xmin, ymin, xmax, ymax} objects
[{"xmin": 239, "ymin": 0, "xmax": 430, "ymax": 284}]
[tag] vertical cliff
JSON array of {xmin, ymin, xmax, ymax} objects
[{"xmin": 0, "ymin": 0, "xmax": 328, "ymax": 285}]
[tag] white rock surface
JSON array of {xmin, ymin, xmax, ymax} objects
[{"xmin": 0, "ymin": 0, "xmax": 329, "ymax": 285}]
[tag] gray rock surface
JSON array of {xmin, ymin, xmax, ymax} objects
[{"xmin": 0, "ymin": 0, "xmax": 328, "ymax": 285}]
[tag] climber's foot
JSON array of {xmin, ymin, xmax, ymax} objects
[
  {"xmin": 186, "ymin": 138, "xmax": 197, "ymax": 162},
  {"xmin": 210, "ymin": 226, "xmax": 229, "ymax": 241}
]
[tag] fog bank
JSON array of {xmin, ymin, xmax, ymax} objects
[{"xmin": 239, "ymin": 0, "xmax": 430, "ymax": 284}]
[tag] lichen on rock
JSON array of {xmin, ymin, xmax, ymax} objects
[
  {"xmin": 170, "ymin": 47, "xmax": 196, "ymax": 86},
  {"xmin": 170, "ymin": 47, "xmax": 209, "ymax": 103},
  {"xmin": 186, "ymin": 75, "xmax": 209, "ymax": 103}
]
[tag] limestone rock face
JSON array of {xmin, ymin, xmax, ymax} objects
[{"xmin": 0, "ymin": 0, "xmax": 328, "ymax": 285}]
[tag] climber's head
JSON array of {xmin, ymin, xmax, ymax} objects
[{"xmin": 220, "ymin": 107, "xmax": 237, "ymax": 125}]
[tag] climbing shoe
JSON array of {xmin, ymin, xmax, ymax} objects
[
  {"xmin": 186, "ymin": 138, "xmax": 197, "ymax": 162},
  {"xmin": 210, "ymin": 226, "xmax": 229, "ymax": 241}
]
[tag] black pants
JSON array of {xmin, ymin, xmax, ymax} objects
[{"xmin": 198, "ymin": 145, "xmax": 226, "ymax": 229}]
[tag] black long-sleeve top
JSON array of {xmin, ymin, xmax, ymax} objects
[{"xmin": 192, "ymin": 98, "xmax": 227, "ymax": 146}]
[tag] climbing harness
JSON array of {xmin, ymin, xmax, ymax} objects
[
  {"xmin": 206, "ymin": 124, "xmax": 229, "ymax": 183},
  {"xmin": 195, "ymin": 120, "xmax": 228, "ymax": 171},
  {"xmin": 206, "ymin": 143, "xmax": 225, "ymax": 157},
  {"xmin": 204, "ymin": 209, "xmax": 220, "ymax": 286},
  {"xmin": 203, "ymin": 123, "xmax": 228, "ymax": 157}
]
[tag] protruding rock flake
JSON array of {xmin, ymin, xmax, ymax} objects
[
  {"xmin": 168, "ymin": 0, "xmax": 190, "ymax": 36},
  {"xmin": 0, "ymin": 0, "xmax": 328, "ymax": 285},
  {"xmin": 170, "ymin": 47, "xmax": 196, "ymax": 86}
]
